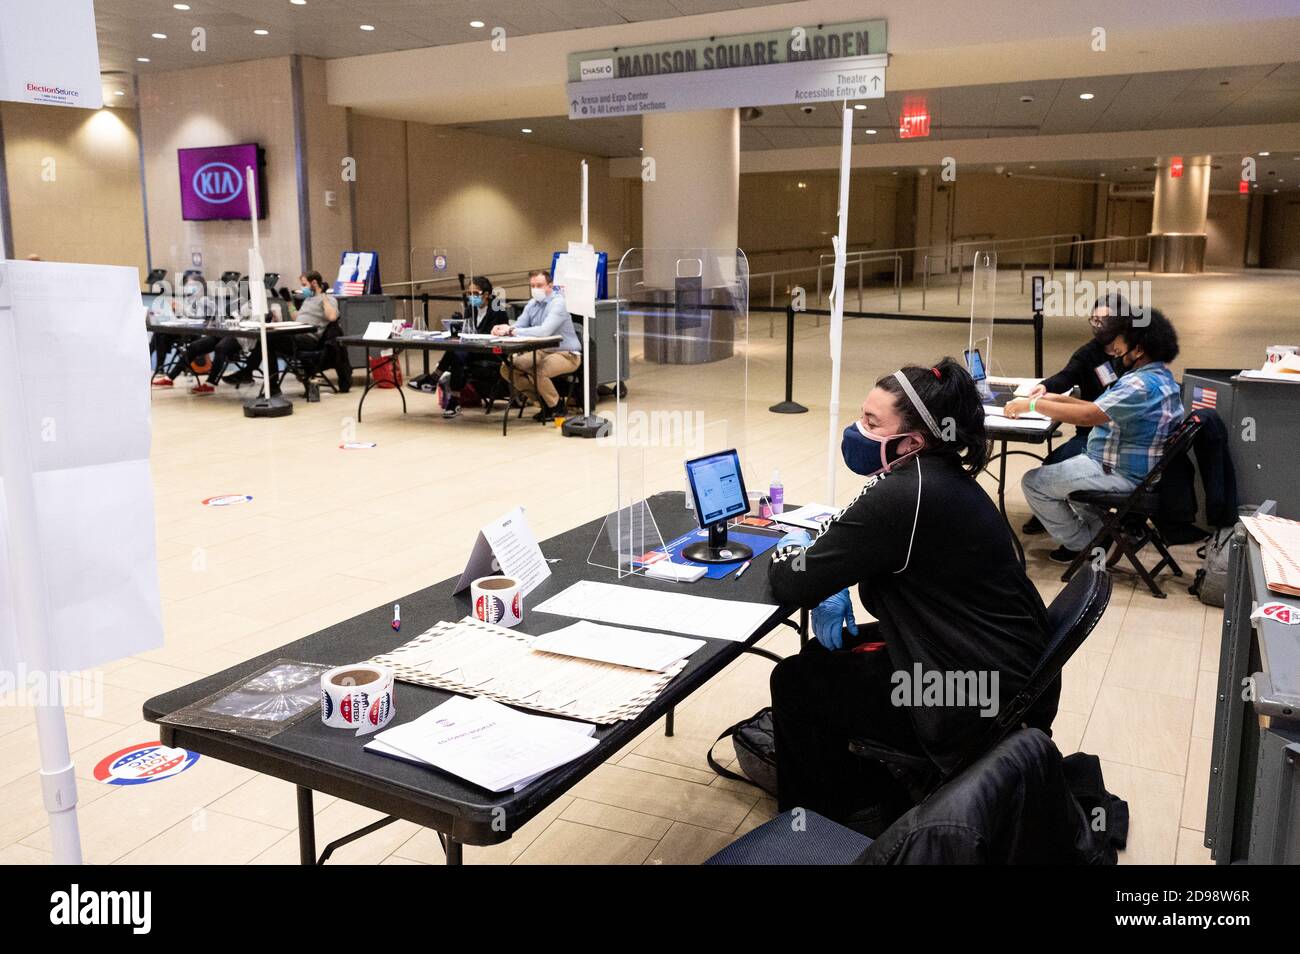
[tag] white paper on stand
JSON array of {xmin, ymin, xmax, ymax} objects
[
  {"xmin": 532, "ymin": 580, "xmax": 778, "ymax": 643},
  {"xmin": 532, "ymin": 620, "xmax": 704, "ymax": 672},
  {"xmin": 455, "ymin": 506, "xmax": 551, "ymax": 596},
  {"xmin": 0, "ymin": 260, "xmax": 163, "ymax": 674},
  {"xmin": 554, "ymin": 241, "xmax": 598, "ymax": 318},
  {"xmin": 336, "ymin": 252, "xmax": 359, "ymax": 284}
]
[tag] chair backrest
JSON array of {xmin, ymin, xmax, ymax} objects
[
  {"xmin": 994, "ymin": 565, "xmax": 1112, "ymax": 737},
  {"xmin": 1136, "ymin": 413, "xmax": 1203, "ymax": 494}
]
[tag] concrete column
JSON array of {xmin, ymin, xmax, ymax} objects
[
  {"xmin": 1150, "ymin": 154, "xmax": 1210, "ymax": 272},
  {"xmin": 638, "ymin": 109, "xmax": 740, "ymax": 363}
]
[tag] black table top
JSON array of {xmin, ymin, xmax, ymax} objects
[
  {"xmin": 984, "ymin": 415, "xmax": 1060, "ymax": 445},
  {"xmin": 143, "ymin": 492, "xmax": 795, "ymax": 846},
  {"xmin": 339, "ymin": 334, "xmax": 562, "ymax": 355},
  {"xmin": 148, "ymin": 319, "xmax": 313, "ymax": 340}
]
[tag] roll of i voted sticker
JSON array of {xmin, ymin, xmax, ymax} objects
[
  {"xmin": 321, "ymin": 664, "xmax": 396, "ymax": 736},
  {"xmin": 1250, "ymin": 602, "xmax": 1300, "ymax": 625},
  {"xmin": 471, "ymin": 575, "xmax": 523, "ymax": 628}
]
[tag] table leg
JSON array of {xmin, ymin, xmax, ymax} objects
[
  {"xmin": 995, "ymin": 440, "xmax": 1027, "ymax": 567},
  {"xmin": 356, "ymin": 346, "xmax": 373, "ymax": 423},
  {"xmin": 445, "ymin": 838, "xmax": 463, "ymax": 865},
  {"xmin": 502, "ymin": 354, "xmax": 514, "ymax": 437},
  {"xmin": 799, "ymin": 607, "xmax": 810, "ymax": 645},
  {"xmin": 296, "ymin": 786, "xmax": 316, "ymax": 865},
  {"xmin": 664, "ymin": 706, "xmax": 675, "ymax": 737}
]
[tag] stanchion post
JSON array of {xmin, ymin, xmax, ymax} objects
[{"xmin": 769, "ymin": 304, "xmax": 808, "ymax": 414}]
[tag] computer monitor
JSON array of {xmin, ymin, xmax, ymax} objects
[
  {"xmin": 683, "ymin": 449, "xmax": 753, "ymax": 563},
  {"xmin": 964, "ymin": 347, "xmax": 987, "ymax": 383}
]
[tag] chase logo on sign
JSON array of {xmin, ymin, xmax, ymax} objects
[
  {"xmin": 93, "ymin": 742, "xmax": 200, "ymax": 786},
  {"xmin": 192, "ymin": 161, "xmax": 244, "ymax": 205}
]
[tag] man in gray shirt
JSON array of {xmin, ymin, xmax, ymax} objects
[{"xmin": 493, "ymin": 269, "xmax": 582, "ymax": 422}]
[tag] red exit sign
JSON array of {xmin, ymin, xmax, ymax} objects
[
  {"xmin": 1170, "ymin": 156, "xmax": 1184, "ymax": 178},
  {"xmin": 899, "ymin": 111, "xmax": 930, "ymax": 139}
]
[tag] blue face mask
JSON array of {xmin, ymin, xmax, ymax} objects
[
  {"xmin": 300, "ymin": 286, "xmax": 313, "ymax": 298},
  {"xmin": 466, "ymin": 294, "xmax": 483, "ymax": 308},
  {"xmin": 841, "ymin": 421, "xmax": 924, "ymax": 477}
]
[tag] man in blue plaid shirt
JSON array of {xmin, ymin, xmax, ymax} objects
[{"xmin": 1008, "ymin": 308, "xmax": 1184, "ymax": 562}]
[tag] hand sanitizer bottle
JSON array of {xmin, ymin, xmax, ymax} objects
[{"xmin": 769, "ymin": 470, "xmax": 784, "ymax": 515}]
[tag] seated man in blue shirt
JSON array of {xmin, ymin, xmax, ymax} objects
[
  {"xmin": 1007, "ymin": 307, "xmax": 1184, "ymax": 563},
  {"xmin": 492, "ymin": 269, "xmax": 582, "ymax": 423}
]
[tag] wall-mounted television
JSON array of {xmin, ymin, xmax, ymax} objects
[{"xmin": 178, "ymin": 143, "xmax": 266, "ymax": 221}]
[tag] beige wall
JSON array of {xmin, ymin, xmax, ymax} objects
[
  {"xmin": 350, "ymin": 112, "xmax": 410, "ymax": 287},
  {"xmin": 300, "ymin": 56, "xmax": 353, "ymax": 279},
  {"xmin": 138, "ymin": 57, "xmax": 301, "ymax": 283},
  {"xmin": 1, "ymin": 102, "xmax": 147, "ymax": 276},
  {"xmin": 356, "ymin": 121, "xmax": 629, "ymax": 291},
  {"xmin": 1260, "ymin": 195, "xmax": 1300, "ymax": 269},
  {"xmin": 950, "ymin": 173, "xmax": 1096, "ymax": 247}
]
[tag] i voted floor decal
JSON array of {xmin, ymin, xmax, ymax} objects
[
  {"xmin": 93, "ymin": 742, "xmax": 200, "ymax": 785},
  {"xmin": 202, "ymin": 494, "xmax": 253, "ymax": 507}
]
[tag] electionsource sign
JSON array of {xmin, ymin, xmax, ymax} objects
[
  {"xmin": 0, "ymin": 0, "xmax": 103, "ymax": 109},
  {"xmin": 567, "ymin": 19, "xmax": 886, "ymax": 118}
]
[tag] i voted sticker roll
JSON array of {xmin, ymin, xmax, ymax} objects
[
  {"xmin": 321, "ymin": 664, "xmax": 395, "ymax": 736},
  {"xmin": 471, "ymin": 575, "xmax": 523, "ymax": 628}
]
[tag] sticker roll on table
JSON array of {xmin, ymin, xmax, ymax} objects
[
  {"xmin": 471, "ymin": 575, "xmax": 523, "ymax": 628},
  {"xmin": 320, "ymin": 664, "xmax": 395, "ymax": 736}
]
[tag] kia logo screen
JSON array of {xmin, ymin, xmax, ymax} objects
[{"xmin": 178, "ymin": 143, "xmax": 265, "ymax": 221}]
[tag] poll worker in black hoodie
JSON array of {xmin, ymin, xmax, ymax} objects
[{"xmin": 767, "ymin": 357, "xmax": 1053, "ymax": 825}]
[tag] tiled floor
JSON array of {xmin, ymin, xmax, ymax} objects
[{"xmin": 5, "ymin": 266, "xmax": 1288, "ymax": 865}]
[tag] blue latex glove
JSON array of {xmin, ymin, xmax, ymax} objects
[
  {"xmin": 811, "ymin": 589, "xmax": 858, "ymax": 650},
  {"xmin": 777, "ymin": 529, "xmax": 813, "ymax": 550}
]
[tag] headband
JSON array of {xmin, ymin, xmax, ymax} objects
[{"xmin": 893, "ymin": 370, "xmax": 943, "ymax": 439}]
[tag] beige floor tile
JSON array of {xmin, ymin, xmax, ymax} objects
[
  {"xmin": 1081, "ymin": 685, "xmax": 1192, "ymax": 775},
  {"xmin": 249, "ymin": 798, "xmax": 421, "ymax": 865},
  {"xmin": 1200, "ymin": 609, "xmax": 1224, "ymax": 672},
  {"xmin": 513, "ymin": 819, "xmax": 655, "ymax": 865},
  {"xmin": 209, "ymin": 774, "xmax": 337, "ymax": 831},
  {"xmin": 618, "ymin": 751, "xmax": 721, "ymax": 787},
  {"xmin": 572, "ymin": 764, "xmax": 758, "ymax": 832},
  {"xmin": 1190, "ymin": 669, "xmax": 1219, "ymax": 740},
  {"xmin": 0, "ymin": 843, "xmax": 53, "ymax": 865},
  {"xmin": 391, "ymin": 794, "xmax": 577, "ymax": 865},
  {"xmin": 1181, "ymin": 734, "xmax": 1212, "ymax": 832},
  {"xmin": 0, "ymin": 771, "xmax": 113, "ymax": 848},
  {"xmin": 115, "ymin": 809, "xmax": 286, "ymax": 864},
  {"xmin": 645, "ymin": 821, "xmax": 737, "ymax": 865},
  {"xmin": 1099, "ymin": 759, "xmax": 1184, "ymax": 865},
  {"xmin": 733, "ymin": 796, "xmax": 779, "ymax": 837},
  {"xmin": 560, "ymin": 798, "xmax": 674, "ymax": 840},
  {"xmin": 1103, "ymin": 631, "xmax": 1200, "ymax": 700},
  {"xmin": 1049, "ymin": 710, "xmax": 1088, "ymax": 756},
  {"xmin": 1058, "ymin": 650, "xmax": 1110, "ymax": 715},
  {"xmin": 1120, "ymin": 596, "xmax": 1206, "ymax": 645},
  {"xmin": 1175, "ymin": 827, "xmax": 1213, "ymax": 865}
]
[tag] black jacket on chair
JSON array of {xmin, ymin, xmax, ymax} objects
[
  {"xmin": 859, "ymin": 729, "xmax": 1118, "ymax": 864},
  {"xmin": 1156, "ymin": 408, "xmax": 1238, "ymax": 537}
]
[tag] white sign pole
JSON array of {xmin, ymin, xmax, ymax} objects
[
  {"xmin": 580, "ymin": 160, "xmax": 592, "ymax": 419},
  {"xmin": 247, "ymin": 167, "xmax": 271, "ymax": 400},
  {"xmin": 0, "ymin": 291, "xmax": 82, "ymax": 864},
  {"xmin": 826, "ymin": 104, "xmax": 853, "ymax": 503}
]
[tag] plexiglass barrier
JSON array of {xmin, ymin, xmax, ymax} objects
[{"xmin": 968, "ymin": 250, "xmax": 998, "ymax": 390}]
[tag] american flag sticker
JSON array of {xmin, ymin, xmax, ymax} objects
[
  {"xmin": 1191, "ymin": 385, "xmax": 1217, "ymax": 410},
  {"xmin": 340, "ymin": 280, "xmax": 366, "ymax": 296}
]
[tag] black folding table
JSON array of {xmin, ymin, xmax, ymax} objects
[{"xmin": 143, "ymin": 492, "xmax": 802, "ymax": 864}]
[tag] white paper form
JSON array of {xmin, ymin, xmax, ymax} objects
[
  {"xmin": 532, "ymin": 580, "xmax": 779, "ymax": 643},
  {"xmin": 455, "ymin": 506, "xmax": 551, "ymax": 596},
  {"xmin": 367, "ymin": 695, "xmax": 598, "ymax": 792},
  {"xmin": 336, "ymin": 252, "xmax": 359, "ymax": 284},
  {"xmin": 372, "ymin": 618, "xmax": 686, "ymax": 723},
  {"xmin": 0, "ymin": 260, "xmax": 163, "ymax": 673},
  {"xmin": 531, "ymin": 620, "xmax": 704, "ymax": 672}
]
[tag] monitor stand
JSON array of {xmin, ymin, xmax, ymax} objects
[{"xmin": 681, "ymin": 521, "xmax": 753, "ymax": 564}]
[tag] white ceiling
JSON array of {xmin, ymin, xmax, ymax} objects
[{"xmin": 93, "ymin": 0, "xmax": 777, "ymax": 74}]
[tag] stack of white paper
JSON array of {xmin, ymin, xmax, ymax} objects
[
  {"xmin": 532, "ymin": 580, "xmax": 779, "ymax": 643},
  {"xmin": 366, "ymin": 695, "xmax": 598, "ymax": 792},
  {"xmin": 531, "ymin": 620, "xmax": 704, "ymax": 672}
]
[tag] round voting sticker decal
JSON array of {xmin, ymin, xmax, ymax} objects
[
  {"xmin": 433, "ymin": 254, "xmax": 448, "ymax": 271},
  {"xmin": 94, "ymin": 743, "xmax": 200, "ymax": 786},
  {"xmin": 202, "ymin": 494, "xmax": 253, "ymax": 507},
  {"xmin": 475, "ymin": 593, "xmax": 506, "ymax": 624},
  {"xmin": 340, "ymin": 442, "xmax": 377, "ymax": 450}
]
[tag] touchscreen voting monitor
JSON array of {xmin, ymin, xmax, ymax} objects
[
  {"xmin": 683, "ymin": 449, "xmax": 753, "ymax": 563},
  {"xmin": 964, "ymin": 348, "xmax": 987, "ymax": 383},
  {"xmin": 965, "ymin": 348, "xmax": 1012, "ymax": 405}
]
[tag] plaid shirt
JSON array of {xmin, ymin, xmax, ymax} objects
[{"xmin": 1085, "ymin": 361, "xmax": 1184, "ymax": 482}]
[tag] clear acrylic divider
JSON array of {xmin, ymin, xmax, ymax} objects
[
  {"xmin": 585, "ymin": 248, "xmax": 752, "ymax": 578},
  {"xmin": 968, "ymin": 250, "xmax": 998, "ymax": 387}
]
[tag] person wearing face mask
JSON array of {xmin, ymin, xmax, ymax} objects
[
  {"xmin": 408, "ymin": 276, "xmax": 510, "ymax": 417},
  {"xmin": 493, "ymin": 269, "xmax": 582, "ymax": 423},
  {"xmin": 1010, "ymin": 308, "xmax": 1183, "ymax": 564},
  {"xmin": 766, "ymin": 358, "xmax": 1053, "ymax": 827},
  {"xmin": 151, "ymin": 278, "xmax": 233, "ymax": 394},
  {"xmin": 1019, "ymin": 293, "xmax": 1130, "ymax": 535},
  {"xmin": 224, "ymin": 271, "xmax": 341, "ymax": 395}
]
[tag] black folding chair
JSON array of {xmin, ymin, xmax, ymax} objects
[
  {"xmin": 846, "ymin": 564, "xmax": 1113, "ymax": 805},
  {"xmin": 1059, "ymin": 414, "xmax": 1203, "ymax": 598}
]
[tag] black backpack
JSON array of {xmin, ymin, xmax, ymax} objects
[{"xmin": 707, "ymin": 708, "xmax": 778, "ymax": 796}]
